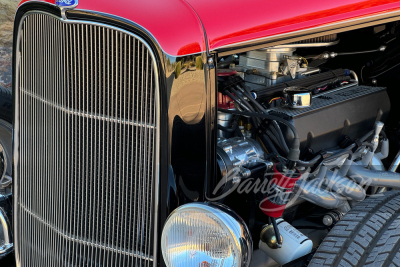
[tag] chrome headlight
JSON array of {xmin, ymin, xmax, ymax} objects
[{"xmin": 161, "ymin": 202, "xmax": 252, "ymax": 267}]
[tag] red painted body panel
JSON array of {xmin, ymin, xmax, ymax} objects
[
  {"xmin": 20, "ymin": 0, "xmax": 207, "ymax": 56},
  {"xmin": 185, "ymin": 0, "xmax": 400, "ymax": 51},
  {"xmin": 19, "ymin": 0, "xmax": 400, "ymax": 55}
]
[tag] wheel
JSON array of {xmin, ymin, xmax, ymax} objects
[{"xmin": 309, "ymin": 191, "xmax": 400, "ymax": 267}]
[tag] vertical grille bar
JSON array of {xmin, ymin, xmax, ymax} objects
[{"xmin": 14, "ymin": 11, "xmax": 160, "ymax": 267}]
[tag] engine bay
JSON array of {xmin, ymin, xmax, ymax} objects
[{"xmin": 214, "ymin": 22, "xmax": 400, "ymax": 266}]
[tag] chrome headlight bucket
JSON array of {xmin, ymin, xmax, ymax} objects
[{"xmin": 161, "ymin": 202, "xmax": 252, "ymax": 267}]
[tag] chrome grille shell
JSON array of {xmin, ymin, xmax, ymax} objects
[{"xmin": 13, "ymin": 11, "xmax": 160, "ymax": 267}]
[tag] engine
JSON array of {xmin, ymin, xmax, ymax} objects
[{"xmin": 214, "ymin": 34, "xmax": 400, "ymax": 266}]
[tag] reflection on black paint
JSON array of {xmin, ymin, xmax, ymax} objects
[{"xmin": 171, "ymin": 115, "xmax": 206, "ymax": 203}]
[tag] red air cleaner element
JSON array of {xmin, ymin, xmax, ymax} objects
[
  {"xmin": 217, "ymin": 69, "xmax": 237, "ymax": 77},
  {"xmin": 261, "ymin": 163, "xmax": 301, "ymax": 218}
]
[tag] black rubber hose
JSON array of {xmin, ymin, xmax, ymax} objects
[
  {"xmin": 218, "ymin": 108, "xmax": 299, "ymax": 139},
  {"xmin": 265, "ymin": 130, "xmax": 321, "ymax": 167},
  {"xmin": 236, "ymin": 127, "xmax": 244, "ymax": 137},
  {"xmin": 265, "ymin": 125, "xmax": 320, "ymax": 167},
  {"xmin": 229, "ymin": 87, "xmax": 256, "ymax": 113},
  {"xmin": 270, "ymin": 217, "xmax": 282, "ymax": 245},
  {"xmin": 227, "ymin": 87, "xmax": 260, "ymax": 128},
  {"xmin": 267, "ymin": 121, "xmax": 321, "ymax": 167},
  {"xmin": 219, "ymin": 115, "xmax": 243, "ymax": 137},
  {"xmin": 218, "ymin": 124, "xmax": 237, "ymax": 133},
  {"xmin": 236, "ymin": 84, "xmax": 269, "ymax": 114},
  {"xmin": 261, "ymin": 134, "xmax": 285, "ymax": 165},
  {"xmin": 223, "ymin": 90, "xmax": 252, "ymax": 112},
  {"xmin": 262, "ymin": 134, "xmax": 279, "ymax": 155},
  {"xmin": 267, "ymin": 129, "xmax": 289, "ymax": 155},
  {"xmin": 266, "ymin": 130, "xmax": 286, "ymax": 153},
  {"xmin": 243, "ymin": 89, "xmax": 268, "ymax": 113},
  {"xmin": 272, "ymin": 121, "xmax": 290, "ymax": 153},
  {"xmin": 361, "ymin": 142, "xmax": 374, "ymax": 152},
  {"xmin": 297, "ymin": 155, "xmax": 322, "ymax": 167},
  {"xmin": 268, "ymin": 122, "xmax": 280, "ymax": 138}
]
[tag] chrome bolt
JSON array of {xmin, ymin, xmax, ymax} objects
[
  {"xmin": 322, "ymin": 53, "xmax": 330, "ymax": 59},
  {"xmin": 329, "ymin": 52, "xmax": 338, "ymax": 58},
  {"xmin": 240, "ymin": 168, "xmax": 252, "ymax": 178},
  {"xmin": 322, "ymin": 215, "xmax": 333, "ymax": 226}
]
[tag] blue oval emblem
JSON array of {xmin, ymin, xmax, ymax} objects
[{"xmin": 56, "ymin": 0, "xmax": 77, "ymax": 8}]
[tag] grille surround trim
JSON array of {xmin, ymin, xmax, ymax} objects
[{"xmin": 13, "ymin": 10, "xmax": 161, "ymax": 267}]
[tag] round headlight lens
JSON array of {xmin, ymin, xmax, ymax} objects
[{"xmin": 161, "ymin": 202, "xmax": 252, "ymax": 267}]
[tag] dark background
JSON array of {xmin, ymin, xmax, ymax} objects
[{"xmin": 3, "ymin": 253, "xmax": 15, "ymax": 266}]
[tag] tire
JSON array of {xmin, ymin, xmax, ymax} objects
[
  {"xmin": 0, "ymin": 85, "xmax": 12, "ymax": 123},
  {"xmin": 309, "ymin": 191, "xmax": 400, "ymax": 267}
]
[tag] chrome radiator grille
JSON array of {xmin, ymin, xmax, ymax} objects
[{"xmin": 14, "ymin": 12, "xmax": 159, "ymax": 267}]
